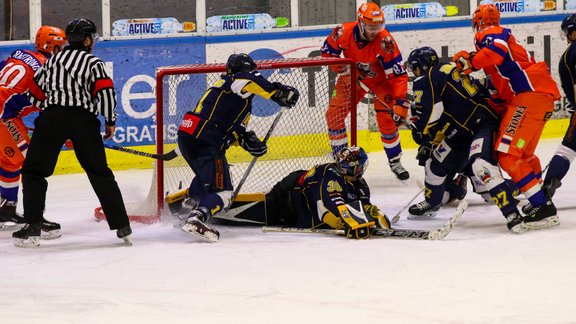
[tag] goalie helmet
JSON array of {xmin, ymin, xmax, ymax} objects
[
  {"xmin": 472, "ymin": 4, "xmax": 500, "ymax": 32},
  {"xmin": 407, "ymin": 47, "xmax": 439, "ymax": 75},
  {"xmin": 226, "ymin": 53, "xmax": 257, "ymax": 75},
  {"xmin": 35, "ymin": 26, "xmax": 67, "ymax": 54},
  {"xmin": 65, "ymin": 18, "xmax": 97, "ymax": 49},
  {"xmin": 561, "ymin": 14, "xmax": 576, "ymax": 36},
  {"xmin": 336, "ymin": 146, "xmax": 369, "ymax": 179}
]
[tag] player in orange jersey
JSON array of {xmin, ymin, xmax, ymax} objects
[
  {"xmin": 453, "ymin": 4, "xmax": 561, "ymax": 230},
  {"xmin": 0, "ymin": 26, "xmax": 66, "ymax": 235},
  {"xmin": 321, "ymin": 2, "xmax": 410, "ymax": 180}
]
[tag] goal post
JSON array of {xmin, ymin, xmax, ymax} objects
[{"xmin": 104, "ymin": 57, "xmax": 358, "ymax": 223}]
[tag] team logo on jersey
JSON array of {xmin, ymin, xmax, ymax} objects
[
  {"xmin": 331, "ymin": 25, "xmax": 344, "ymax": 41},
  {"xmin": 381, "ymin": 36, "xmax": 395, "ymax": 53},
  {"xmin": 505, "ymin": 105, "xmax": 526, "ymax": 135},
  {"xmin": 356, "ymin": 62, "xmax": 376, "ymax": 78}
]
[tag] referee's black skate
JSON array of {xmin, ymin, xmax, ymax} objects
[
  {"xmin": 389, "ymin": 156, "xmax": 410, "ymax": 181},
  {"xmin": 408, "ymin": 200, "xmax": 440, "ymax": 220},
  {"xmin": 181, "ymin": 209, "xmax": 220, "ymax": 242},
  {"xmin": 12, "ymin": 223, "xmax": 41, "ymax": 247},
  {"xmin": 41, "ymin": 218, "xmax": 62, "ymax": 240},
  {"xmin": 116, "ymin": 225, "xmax": 133, "ymax": 245}
]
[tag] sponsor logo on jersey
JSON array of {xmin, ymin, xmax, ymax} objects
[
  {"xmin": 505, "ymin": 105, "xmax": 526, "ymax": 135},
  {"xmin": 2, "ymin": 119, "xmax": 22, "ymax": 142},
  {"xmin": 3, "ymin": 146, "xmax": 15, "ymax": 158}
]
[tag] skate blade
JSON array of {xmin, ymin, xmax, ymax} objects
[
  {"xmin": 13, "ymin": 236, "xmax": 40, "ymax": 248},
  {"xmin": 181, "ymin": 223, "xmax": 219, "ymax": 242},
  {"xmin": 524, "ymin": 216, "xmax": 560, "ymax": 230},
  {"xmin": 509, "ymin": 223, "xmax": 527, "ymax": 234},
  {"xmin": 407, "ymin": 213, "xmax": 437, "ymax": 220},
  {"xmin": 41, "ymin": 229, "xmax": 62, "ymax": 240},
  {"xmin": 1, "ymin": 222, "xmax": 25, "ymax": 230}
]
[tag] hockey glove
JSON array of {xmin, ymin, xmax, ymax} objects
[
  {"xmin": 416, "ymin": 144, "xmax": 435, "ymax": 166},
  {"xmin": 345, "ymin": 226, "xmax": 372, "ymax": 239},
  {"xmin": 392, "ymin": 99, "xmax": 410, "ymax": 126},
  {"xmin": 363, "ymin": 204, "xmax": 391, "ymax": 229},
  {"xmin": 338, "ymin": 202, "xmax": 375, "ymax": 239},
  {"xmin": 566, "ymin": 102, "xmax": 575, "ymax": 115},
  {"xmin": 272, "ymin": 83, "xmax": 300, "ymax": 108},
  {"xmin": 238, "ymin": 130, "xmax": 267, "ymax": 157},
  {"xmin": 453, "ymin": 50, "xmax": 477, "ymax": 74}
]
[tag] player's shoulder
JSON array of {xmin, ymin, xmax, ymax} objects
[
  {"xmin": 475, "ymin": 25, "xmax": 508, "ymax": 40},
  {"xmin": 329, "ymin": 22, "xmax": 356, "ymax": 42}
]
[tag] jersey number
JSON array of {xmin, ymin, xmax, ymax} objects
[
  {"xmin": 326, "ymin": 180, "xmax": 343, "ymax": 193},
  {"xmin": 0, "ymin": 63, "xmax": 26, "ymax": 89}
]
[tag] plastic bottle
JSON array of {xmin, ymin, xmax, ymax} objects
[
  {"xmin": 382, "ymin": 2, "xmax": 459, "ymax": 21},
  {"xmin": 112, "ymin": 17, "xmax": 196, "ymax": 36},
  {"xmin": 479, "ymin": 0, "xmax": 556, "ymax": 13},
  {"xmin": 205, "ymin": 13, "xmax": 289, "ymax": 33}
]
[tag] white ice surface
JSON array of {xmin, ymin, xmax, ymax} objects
[{"xmin": 2, "ymin": 138, "xmax": 576, "ymax": 324}]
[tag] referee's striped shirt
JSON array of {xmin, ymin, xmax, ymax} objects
[{"xmin": 28, "ymin": 47, "xmax": 117, "ymax": 125}]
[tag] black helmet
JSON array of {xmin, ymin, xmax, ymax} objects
[
  {"xmin": 336, "ymin": 146, "xmax": 369, "ymax": 179},
  {"xmin": 226, "ymin": 53, "xmax": 257, "ymax": 75},
  {"xmin": 65, "ymin": 18, "xmax": 97, "ymax": 47},
  {"xmin": 561, "ymin": 14, "xmax": 576, "ymax": 35},
  {"xmin": 407, "ymin": 46, "xmax": 439, "ymax": 74}
]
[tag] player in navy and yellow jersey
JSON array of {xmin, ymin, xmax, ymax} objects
[
  {"xmin": 177, "ymin": 53, "xmax": 299, "ymax": 242},
  {"xmin": 222, "ymin": 146, "xmax": 391, "ymax": 239},
  {"xmin": 453, "ymin": 4, "xmax": 560, "ymax": 230},
  {"xmin": 321, "ymin": 2, "xmax": 410, "ymax": 180},
  {"xmin": 534, "ymin": 14, "xmax": 576, "ymax": 204},
  {"xmin": 408, "ymin": 47, "xmax": 525, "ymax": 232},
  {"xmin": 0, "ymin": 26, "xmax": 66, "ymax": 233}
]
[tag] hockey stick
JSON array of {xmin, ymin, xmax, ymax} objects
[
  {"xmin": 104, "ymin": 144, "xmax": 179, "ymax": 161},
  {"xmin": 391, "ymin": 180, "xmax": 425, "ymax": 224},
  {"xmin": 225, "ymin": 107, "xmax": 287, "ymax": 212},
  {"xmin": 357, "ymin": 79, "xmax": 412, "ymax": 129},
  {"xmin": 262, "ymin": 200, "xmax": 467, "ymax": 240}
]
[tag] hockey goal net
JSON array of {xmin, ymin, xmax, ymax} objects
[{"xmin": 99, "ymin": 57, "xmax": 357, "ymax": 223}]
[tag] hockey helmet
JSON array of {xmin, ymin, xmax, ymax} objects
[
  {"xmin": 561, "ymin": 14, "xmax": 576, "ymax": 36},
  {"xmin": 357, "ymin": 3, "xmax": 385, "ymax": 38},
  {"xmin": 65, "ymin": 18, "xmax": 98, "ymax": 48},
  {"xmin": 226, "ymin": 53, "xmax": 257, "ymax": 75},
  {"xmin": 472, "ymin": 4, "xmax": 500, "ymax": 32},
  {"xmin": 407, "ymin": 47, "xmax": 439, "ymax": 75},
  {"xmin": 337, "ymin": 146, "xmax": 369, "ymax": 179},
  {"xmin": 35, "ymin": 26, "xmax": 67, "ymax": 54}
]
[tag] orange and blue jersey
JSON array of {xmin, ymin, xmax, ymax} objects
[
  {"xmin": 473, "ymin": 26, "xmax": 560, "ymax": 102},
  {"xmin": 321, "ymin": 21, "xmax": 407, "ymax": 87},
  {"xmin": 0, "ymin": 50, "xmax": 46, "ymax": 119}
]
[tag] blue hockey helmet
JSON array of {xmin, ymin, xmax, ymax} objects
[
  {"xmin": 561, "ymin": 14, "xmax": 576, "ymax": 35},
  {"xmin": 226, "ymin": 53, "xmax": 257, "ymax": 75},
  {"xmin": 337, "ymin": 146, "xmax": 369, "ymax": 179},
  {"xmin": 406, "ymin": 47, "xmax": 439, "ymax": 75}
]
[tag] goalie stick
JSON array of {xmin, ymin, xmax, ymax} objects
[
  {"xmin": 262, "ymin": 199, "xmax": 468, "ymax": 240},
  {"xmin": 104, "ymin": 144, "xmax": 179, "ymax": 161}
]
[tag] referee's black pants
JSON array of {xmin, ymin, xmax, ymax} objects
[{"xmin": 21, "ymin": 106, "xmax": 129, "ymax": 229}]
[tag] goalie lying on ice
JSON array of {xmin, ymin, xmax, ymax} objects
[{"xmin": 173, "ymin": 146, "xmax": 391, "ymax": 239}]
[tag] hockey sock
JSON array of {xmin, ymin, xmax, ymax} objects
[{"xmin": 544, "ymin": 155, "xmax": 570, "ymax": 186}]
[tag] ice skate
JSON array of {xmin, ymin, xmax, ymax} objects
[
  {"xmin": 523, "ymin": 199, "xmax": 560, "ymax": 230},
  {"xmin": 116, "ymin": 225, "xmax": 133, "ymax": 245},
  {"xmin": 40, "ymin": 218, "xmax": 62, "ymax": 240},
  {"xmin": 408, "ymin": 200, "xmax": 439, "ymax": 220},
  {"xmin": 0, "ymin": 199, "xmax": 25, "ymax": 229},
  {"xmin": 12, "ymin": 223, "xmax": 41, "ymax": 248},
  {"xmin": 181, "ymin": 210, "xmax": 220, "ymax": 242},
  {"xmin": 389, "ymin": 156, "xmax": 410, "ymax": 181},
  {"xmin": 505, "ymin": 212, "xmax": 526, "ymax": 233}
]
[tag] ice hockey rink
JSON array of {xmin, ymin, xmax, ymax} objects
[{"xmin": 2, "ymin": 137, "xmax": 575, "ymax": 323}]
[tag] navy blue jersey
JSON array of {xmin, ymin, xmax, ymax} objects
[
  {"xmin": 177, "ymin": 70, "xmax": 278, "ymax": 150},
  {"xmin": 297, "ymin": 163, "xmax": 371, "ymax": 228},
  {"xmin": 411, "ymin": 63, "xmax": 498, "ymax": 143},
  {"xmin": 559, "ymin": 41, "xmax": 576, "ymax": 106}
]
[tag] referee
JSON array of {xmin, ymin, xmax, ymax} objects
[{"xmin": 13, "ymin": 18, "xmax": 131, "ymax": 247}]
